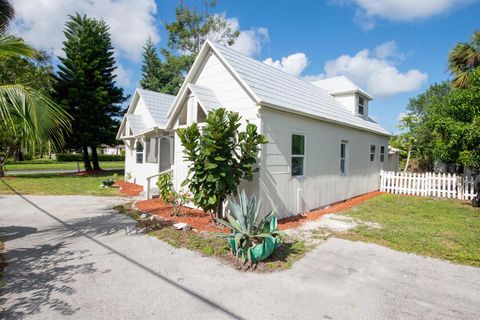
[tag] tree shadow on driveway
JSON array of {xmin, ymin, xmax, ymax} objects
[
  {"xmin": 0, "ymin": 241, "xmax": 94, "ymax": 319},
  {"xmin": 0, "ymin": 179, "xmax": 245, "ymax": 320}
]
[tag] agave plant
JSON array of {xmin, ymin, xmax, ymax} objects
[{"xmin": 217, "ymin": 189, "xmax": 282, "ymax": 264}]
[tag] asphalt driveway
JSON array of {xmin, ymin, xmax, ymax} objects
[{"xmin": 0, "ymin": 193, "xmax": 479, "ymax": 319}]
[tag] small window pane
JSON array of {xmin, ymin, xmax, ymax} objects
[
  {"xmin": 370, "ymin": 144, "xmax": 376, "ymax": 162},
  {"xmin": 292, "ymin": 157, "xmax": 304, "ymax": 176},
  {"xmin": 341, "ymin": 143, "xmax": 346, "ymax": 158},
  {"xmin": 136, "ymin": 142, "xmax": 143, "ymax": 164},
  {"xmin": 292, "ymin": 135, "xmax": 305, "ymax": 155},
  {"xmin": 380, "ymin": 146, "xmax": 385, "ymax": 162},
  {"xmin": 340, "ymin": 159, "xmax": 346, "ymax": 174},
  {"xmin": 358, "ymin": 97, "xmax": 365, "ymax": 115}
]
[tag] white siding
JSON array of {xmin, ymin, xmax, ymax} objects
[
  {"xmin": 259, "ymin": 107, "xmax": 389, "ymax": 218},
  {"xmin": 193, "ymin": 52, "xmax": 259, "ymax": 126},
  {"xmin": 172, "ymin": 50, "xmax": 261, "ymax": 195}
]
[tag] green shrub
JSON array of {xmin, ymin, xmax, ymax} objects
[{"xmin": 55, "ymin": 153, "xmax": 125, "ymax": 162}]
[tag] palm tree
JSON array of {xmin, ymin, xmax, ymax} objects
[
  {"xmin": 0, "ymin": 0, "xmax": 71, "ymax": 176},
  {"xmin": 448, "ymin": 30, "xmax": 480, "ymax": 88}
]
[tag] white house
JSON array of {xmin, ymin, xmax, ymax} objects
[{"xmin": 117, "ymin": 40, "xmax": 391, "ymax": 218}]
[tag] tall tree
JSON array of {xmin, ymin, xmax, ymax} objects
[
  {"xmin": 166, "ymin": 0, "xmax": 239, "ymax": 56},
  {"xmin": 55, "ymin": 14, "xmax": 126, "ymax": 171},
  {"xmin": 448, "ymin": 30, "xmax": 480, "ymax": 88},
  {"xmin": 143, "ymin": 0, "xmax": 239, "ymax": 95},
  {"xmin": 139, "ymin": 36, "xmax": 162, "ymax": 91},
  {"xmin": 0, "ymin": 0, "xmax": 71, "ymax": 176}
]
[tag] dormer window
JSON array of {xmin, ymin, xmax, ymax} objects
[{"xmin": 358, "ymin": 96, "xmax": 365, "ymax": 116}]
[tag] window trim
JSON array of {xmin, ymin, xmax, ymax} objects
[
  {"xmin": 370, "ymin": 144, "xmax": 376, "ymax": 162},
  {"xmin": 135, "ymin": 140, "xmax": 144, "ymax": 164},
  {"xmin": 380, "ymin": 145, "xmax": 386, "ymax": 162},
  {"xmin": 340, "ymin": 140, "xmax": 348, "ymax": 176},
  {"xmin": 291, "ymin": 133, "xmax": 306, "ymax": 177},
  {"xmin": 145, "ymin": 137, "xmax": 159, "ymax": 164},
  {"xmin": 358, "ymin": 96, "xmax": 365, "ymax": 116}
]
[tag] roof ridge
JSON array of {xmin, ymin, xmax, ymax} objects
[{"xmin": 207, "ymin": 40, "xmax": 336, "ymax": 97}]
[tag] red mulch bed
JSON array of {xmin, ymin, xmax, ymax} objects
[
  {"xmin": 134, "ymin": 191, "xmax": 383, "ymax": 233},
  {"xmin": 74, "ymin": 169, "xmax": 111, "ymax": 176},
  {"xmin": 135, "ymin": 198, "xmax": 227, "ymax": 233},
  {"xmin": 113, "ymin": 180, "xmax": 143, "ymax": 197},
  {"xmin": 277, "ymin": 191, "xmax": 384, "ymax": 230}
]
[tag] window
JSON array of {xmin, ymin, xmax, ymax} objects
[
  {"xmin": 370, "ymin": 144, "xmax": 376, "ymax": 162},
  {"xmin": 380, "ymin": 146, "xmax": 385, "ymax": 162},
  {"xmin": 145, "ymin": 138, "xmax": 159, "ymax": 163},
  {"xmin": 340, "ymin": 141, "xmax": 348, "ymax": 175},
  {"xmin": 291, "ymin": 134, "xmax": 305, "ymax": 176},
  {"xmin": 135, "ymin": 141, "xmax": 144, "ymax": 163},
  {"xmin": 358, "ymin": 96, "xmax": 365, "ymax": 116}
]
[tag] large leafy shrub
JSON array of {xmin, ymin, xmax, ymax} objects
[
  {"xmin": 178, "ymin": 108, "xmax": 267, "ymax": 218},
  {"xmin": 217, "ymin": 190, "xmax": 282, "ymax": 264}
]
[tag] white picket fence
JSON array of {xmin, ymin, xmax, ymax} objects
[{"xmin": 380, "ymin": 170, "xmax": 477, "ymax": 200}]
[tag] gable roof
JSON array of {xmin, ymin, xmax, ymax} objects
[
  {"xmin": 125, "ymin": 114, "xmax": 147, "ymax": 135},
  {"xmin": 167, "ymin": 40, "xmax": 390, "ymax": 136},
  {"xmin": 117, "ymin": 89, "xmax": 175, "ymax": 139},
  {"xmin": 311, "ymin": 75, "xmax": 373, "ymax": 100},
  {"xmin": 136, "ymin": 88, "xmax": 175, "ymax": 128},
  {"xmin": 188, "ymin": 83, "xmax": 221, "ymax": 112}
]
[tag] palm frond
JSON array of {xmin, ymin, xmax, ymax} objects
[
  {"xmin": 0, "ymin": 35, "xmax": 35, "ymax": 58},
  {"xmin": 0, "ymin": 84, "xmax": 72, "ymax": 148},
  {"xmin": 0, "ymin": 0, "xmax": 14, "ymax": 34}
]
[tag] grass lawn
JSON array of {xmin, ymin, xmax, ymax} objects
[
  {"xmin": 0, "ymin": 173, "xmax": 124, "ymax": 196},
  {"xmin": 338, "ymin": 194, "xmax": 480, "ymax": 267},
  {"xmin": 5, "ymin": 158, "xmax": 124, "ymax": 171}
]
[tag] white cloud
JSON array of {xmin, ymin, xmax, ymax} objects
[
  {"xmin": 338, "ymin": 0, "xmax": 475, "ymax": 30},
  {"xmin": 321, "ymin": 42, "xmax": 428, "ymax": 96},
  {"xmin": 114, "ymin": 64, "xmax": 132, "ymax": 87},
  {"xmin": 251, "ymin": 40, "xmax": 428, "ymax": 97},
  {"xmin": 11, "ymin": 0, "xmax": 159, "ymax": 62},
  {"xmin": 263, "ymin": 53, "xmax": 309, "ymax": 77},
  {"xmin": 224, "ymin": 16, "xmax": 269, "ymax": 57}
]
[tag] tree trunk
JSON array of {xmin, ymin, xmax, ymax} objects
[
  {"xmin": 82, "ymin": 145, "xmax": 92, "ymax": 171},
  {"xmin": 0, "ymin": 165, "xmax": 5, "ymax": 177},
  {"xmin": 13, "ymin": 143, "xmax": 24, "ymax": 162},
  {"xmin": 403, "ymin": 146, "xmax": 412, "ymax": 173},
  {"xmin": 216, "ymin": 198, "xmax": 224, "ymax": 220},
  {"xmin": 91, "ymin": 146, "xmax": 101, "ymax": 170}
]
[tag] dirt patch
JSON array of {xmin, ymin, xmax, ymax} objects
[
  {"xmin": 113, "ymin": 180, "xmax": 143, "ymax": 197},
  {"xmin": 135, "ymin": 198, "xmax": 227, "ymax": 233},
  {"xmin": 278, "ymin": 191, "xmax": 384, "ymax": 230}
]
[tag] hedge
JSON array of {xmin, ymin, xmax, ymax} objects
[{"xmin": 55, "ymin": 153, "xmax": 125, "ymax": 162}]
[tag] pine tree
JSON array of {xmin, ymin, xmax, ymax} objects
[
  {"xmin": 55, "ymin": 13, "xmax": 126, "ymax": 171},
  {"xmin": 139, "ymin": 36, "xmax": 162, "ymax": 91}
]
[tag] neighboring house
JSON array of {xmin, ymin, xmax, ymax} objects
[
  {"xmin": 387, "ymin": 146, "xmax": 401, "ymax": 172},
  {"xmin": 117, "ymin": 88, "xmax": 175, "ymax": 187},
  {"xmin": 118, "ymin": 40, "xmax": 391, "ymax": 218},
  {"xmin": 99, "ymin": 144, "xmax": 125, "ymax": 155}
]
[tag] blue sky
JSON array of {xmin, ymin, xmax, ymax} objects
[{"xmin": 11, "ymin": 0, "xmax": 480, "ymax": 132}]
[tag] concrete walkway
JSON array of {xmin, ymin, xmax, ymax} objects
[{"xmin": 0, "ymin": 194, "xmax": 479, "ymax": 319}]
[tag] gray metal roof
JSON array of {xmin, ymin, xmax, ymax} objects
[
  {"xmin": 209, "ymin": 41, "xmax": 391, "ymax": 136},
  {"xmin": 125, "ymin": 114, "xmax": 147, "ymax": 135},
  {"xmin": 136, "ymin": 88, "xmax": 175, "ymax": 128},
  {"xmin": 188, "ymin": 83, "xmax": 221, "ymax": 112}
]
